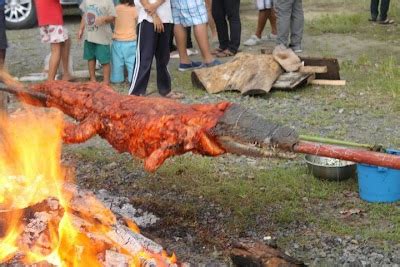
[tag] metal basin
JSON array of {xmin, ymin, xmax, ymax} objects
[{"xmin": 305, "ymin": 155, "xmax": 356, "ymax": 181}]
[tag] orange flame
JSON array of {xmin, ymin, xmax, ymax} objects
[{"xmin": 0, "ymin": 108, "xmax": 177, "ymax": 266}]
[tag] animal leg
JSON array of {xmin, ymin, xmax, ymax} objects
[
  {"xmin": 63, "ymin": 114, "xmax": 103, "ymax": 144},
  {"xmin": 144, "ymin": 146, "xmax": 179, "ymax": 172}
]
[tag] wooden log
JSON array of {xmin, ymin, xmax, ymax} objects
[
  {"xmin": 310, "ymin": 79, "xmax": 346, "ymax": 86},
  {"xmin": 104, "ymin": 250, "xmax": 131, "ymax": 267},
  {"xmin": 272, "ymin": 46, "xmax": 302, "ymax": 72},
  {"xmin": 106, "ymin": 224, "xmax": 163, "ymax": 255},
  {"xmin": 299, "ymin": 65, "xmax": 327, "ymax": 74},
  {"xmin": 191, "ymin": 53, "xmax": 283, "ymax": 95},
  {"xmin": 272, "ymin": 72, "xmax": 314, "ymax": 90},
  {"xmin": 300, "ymin": 57, "xmax": 340, "ymax": 80},
  {"xmin": 230, "ymin": 239, "xmax": 304, "ymax": 267}
]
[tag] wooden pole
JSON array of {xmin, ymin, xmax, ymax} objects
[{"xmin": 294, "ymin": 141, "xmax": 400, "ymax": 169}]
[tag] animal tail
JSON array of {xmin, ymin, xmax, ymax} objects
[{"xmin": 0, "ymin": 70, "xmax": 48, "ymax": 107}]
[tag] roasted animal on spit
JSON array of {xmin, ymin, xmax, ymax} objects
[{"xmin": 0, "ymin": 80, "xmax": 298, "ymax": 172}]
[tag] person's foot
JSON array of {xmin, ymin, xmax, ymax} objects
[
  {"xmin": 368, "ymin": 17, "xmax": 377, "ymax": 22},
  {"xmin": 178, "ymin": 61, "xmax": 202, "ymax": 71},
  {"xmin": 61, "ymin": 73, "xmax": 77, "ymax": 82},
  {"xmin": 269, "ymin": 33, "xmax": 277, "ymax": 41},
  {"xmin": 211, "ymin": 48, "xmax": 224, "ymax": 55},
  {"xmin": 201, "ymin": 59, "xmax": 222, "ymax": 68},
  {"xmin": 164, "ymin": 91, "xmax": 185, "ymax": 99},
  {"xmin": 187, "ymin": 48, "xmax": 199, "ymax": 56},
  {"xmin": 289, "ymin": 44, "xmax": 303, "ymax": 53},
  {"xmin": 170, "ymin": 51, "xmax": 180, "ymax": 59},
  {"xmin": 291, "ymin": 47, "xmax": 303, "ymax": 53},
  {"xmin": 378, "ymin": 18, "xmax": 394, "ymax": 24},
  {"xmin": 216, "ymin": 49, "xmax": 236, "ymax": 58},
  {"xmin": 244, "ymin": 35, "xmax": 261, "ymax": 46}
]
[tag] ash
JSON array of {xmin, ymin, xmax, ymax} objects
[{"xmin": 96, "ymin": 189, "xmax": 159, "ymax": 228}]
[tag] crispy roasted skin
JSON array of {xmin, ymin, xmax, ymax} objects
[{"xmin": 28, "ymin": 81, "xmax": 231, "ymax": 172}]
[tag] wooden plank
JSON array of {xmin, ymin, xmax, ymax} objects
[
  {"xmin": 300, "ymin": 57, "xmax": 340, "ymax": 80},
  {"xmin": 299, "ymin": 65, "xmax": 328, "ymax": 74},
  {"xmin": 272, "ymin": 72, "xmax": 313, "ymax": 90},
  {"xmin": 310, "ymin": 79, "xmax": 346, "ymax": 86}
]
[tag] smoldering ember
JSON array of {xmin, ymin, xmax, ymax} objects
[{"xmin": 1, "ymin": 1, "xmax": 400, "ymax": 266}]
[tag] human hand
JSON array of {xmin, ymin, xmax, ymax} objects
[
  {"xmin": 77, "ymin": 28, "xmax": 84, "ymax": 40},
  {"xmin": 145, "ymin": 3, "xmax": 158, "ymax": 16},
  {"xmin": 95, "ymin": 16, "xmax": 106, "ymax": 26},
  {"xmin": 152, "ymin": 15, "xmax": 164, "ymax": 33}
]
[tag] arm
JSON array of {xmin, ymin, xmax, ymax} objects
[
  {"xmin": 140, "ymin": 0, "xmax": 166, "ymax": 16},
  {"xmin": 95, "ymin": 16, "xmax": 116, "ymax": 26},
  {"xmin": 78, "ymin": 15, "xmax": 85, "ymax": 40}
]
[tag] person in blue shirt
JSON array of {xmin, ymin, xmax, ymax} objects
[{"xmin": 0, "ymin": 0, "xmax": 7, "ymax": 69}]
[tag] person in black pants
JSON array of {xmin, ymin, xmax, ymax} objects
[
  {"xmin": 212, "ymin": 0, "xmax": 241, "ymax": 57},
  {"xmin": 370, "ymin": 0, "xmax": 394, "ymax": 24}
]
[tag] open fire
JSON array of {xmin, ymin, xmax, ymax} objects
[{"xmin": 0, "ymin": 108, "xmax": 177, "ymax": 266}]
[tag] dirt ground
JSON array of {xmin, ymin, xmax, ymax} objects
[{"xmin": 3, "ymin": 1, "xmax": 400, "ymax": 266}]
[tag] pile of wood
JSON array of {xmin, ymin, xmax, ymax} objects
[
  {"xmin": 1, "ymin": 184, "xmax": 178, "ymax": 267},
  {"xmin": 192, "ymin": 50, "xmax": 345, "ymax": 95}
]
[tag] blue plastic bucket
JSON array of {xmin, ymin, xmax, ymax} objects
[{"xmin": 357, "ymin": 149, "xmax": 400, "ymax": 203}]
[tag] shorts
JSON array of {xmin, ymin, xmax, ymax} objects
[
  {"xmin": 171, "ymin": 0, "xmax": 208, "ymax": 27},
  {"xmin": 83, "ymin": 40, "xmax": 111, "ymax": 64},
  {"xmin": 256, "ymin": 0, "xmax": 273, "ymax": 10},
  {"xmin": 40, "ymin": 25, "xmax": 69, "ymax": 44},
  {"xmin": 111, "ymin": 40, "xmax": 137, "ymax": 83},
  {"xmin": 0, "ymin": 7, "xmax": 7, "ymax": 49}
]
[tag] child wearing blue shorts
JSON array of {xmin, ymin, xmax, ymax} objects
[
  {"xmin": 78, "ymin": 0, "xmax": 116, "ymax": 85},
  {"xmin": 111, "ymin": 0, "xmax": 138, "ymax": 83}
]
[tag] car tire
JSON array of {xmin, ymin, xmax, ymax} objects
[{"xmin": 5, "ymin": 0, "xmax": 37, "ymax": 30}]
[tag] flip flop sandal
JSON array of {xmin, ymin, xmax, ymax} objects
[
  {"xmin": 216, "ymin": 50, "xmax": 235, "ymax": 58},
  {"xmin": 378, "ymin": 18, "xmax": 394, "ymax": 24},
  {"xmin": 211, "ymin": 48, "xmax": 224, "ymax": 55},
  {"xmin": 164, "ymin": 91, "xmax": 185, "ymax": 99}
]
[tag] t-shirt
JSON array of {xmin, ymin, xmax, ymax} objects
[
  {"xmin": 35, "ymin": 0, "xmax": 64, "ymax": 26},
  {"xmin": 113, "ymin": 4, "xmax": 138, "ymax": 41},
  {"xmin": 80, "ymin": 0, "xmax": 117, "ymax": 45},
  {"xmin": 134, "ymin": 0, "xmax": 173, "ymax": 24}
]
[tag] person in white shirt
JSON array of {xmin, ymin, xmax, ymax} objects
[{"xmin": 129, "ymin": 0, "xmax": 183, "ymax": 99}]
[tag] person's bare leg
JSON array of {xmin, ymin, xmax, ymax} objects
[
  {"xmin": 48, "ymin": 43, "xmax": 62, "ymax": 81},
  {"xmin": 102, "ymin": 63, "xmax": 111, "ymax": 85},
  {"xmin": 193, "ymin": 23, "xmax": 214, "ymax": 64},
  {"xmin": 174, "ymin": 24, "xmax": 191, "ymax": 64},
  {"xmin": 88, "ymin": 59, "xmax": 96, "ymax": 82},
  {"xmin": 267, "ymin": 8, "xmax": 277, "ymax": 35},
  {"xmin": 0, "ymin": 49, "xmax": 5, "ymax": 69},
  {"xmin": 61, "ymin": 38, "xmax": 73, "ymax": 81},
  {"xmin": 255, "ymin": 10, "xmax": 268, "ymax": 38},
  {"xmin": 205, "ymin": 0, "xmax": 217, "ymax": 39}
]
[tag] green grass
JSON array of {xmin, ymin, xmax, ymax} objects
[{"xmin": 307, "ymin": 11, "xmax": 399, "ymax": 42}]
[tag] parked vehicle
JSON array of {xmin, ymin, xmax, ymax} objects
[{"xmin": 5, "ymin": 0, "xmax": 81, "ymax": 29}]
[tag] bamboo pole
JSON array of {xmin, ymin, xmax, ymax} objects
[{"xmin": 299, "ymin": 135, "xmax": 380, "ymax": 150}]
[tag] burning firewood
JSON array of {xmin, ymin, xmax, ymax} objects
[{"xmin": 0, "ymin": 112, "xmax": 179, "ymax": 266}]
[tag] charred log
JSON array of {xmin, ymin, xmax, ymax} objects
[{"xmin": 230, "ymin": 239, "xmax": 305, "ymax": 267}]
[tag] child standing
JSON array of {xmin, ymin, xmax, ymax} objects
[
  {"xmin": 78, "ymin": 0, "xmax": 116, "ymax": 85},
  {"xmin": 129, "ymin": 0, "xmax": 182, "ymax": 99},
  {"xmin": 111, "ymin": 0, "xmax": 138, "ymax": 83},
  {"xmin": 244, "ymin": 0, "xmax": 277, "ymax": 46},
  {"xmin": 34, "ymin": 0, "xmax": 73, "ymax": 81}
]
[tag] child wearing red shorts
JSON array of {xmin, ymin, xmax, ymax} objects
[{"xmin": 34, "ymin": 0, "xmax": 73, "ymax": 81}]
